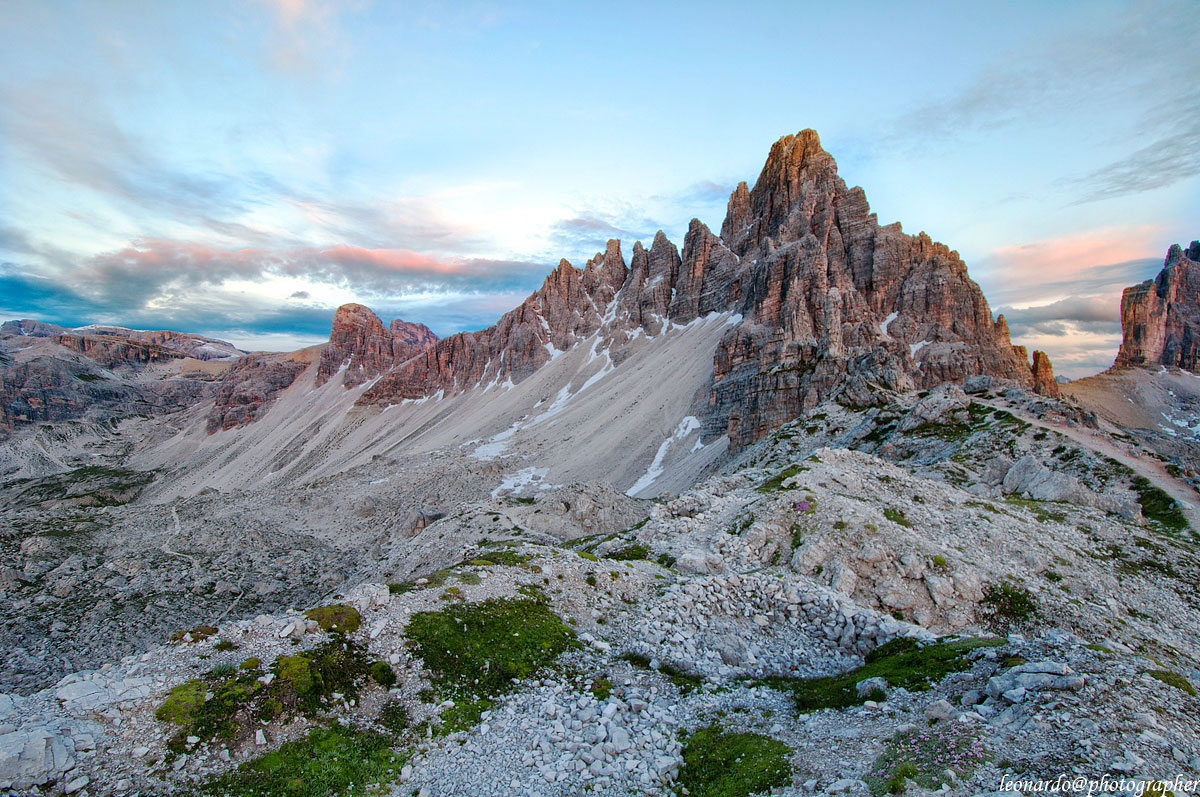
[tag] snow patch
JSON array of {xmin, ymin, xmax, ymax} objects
[
  {"xmin": 909, "ymin": 341, "xmax": 929, "ymax": 357},
  {"xmin": 491, "ymin": 466, "xmax": 550, "ymax": 498},
  {"xmin": 626, "ymin": 416, "xmax": 701, "ymax": 496},
  {"xmin": 472, "ymin": 421, "xmax": 522, "ymax": 460},
  {"xmin": 880, "ymin": 312, "xmax": 899, "ymax": 341}
]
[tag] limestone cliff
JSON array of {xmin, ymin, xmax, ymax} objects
[{"xmin": 1114, "ymin": 241, "xmax": 1200, "ymax": 373}]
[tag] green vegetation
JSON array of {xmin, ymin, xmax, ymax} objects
[
  {"xmin": 677, "ymin": 725, "xmax": 792, "ymax": 797},
  {"xmin": 11, "ymin": 465, "xmax": 156, "ymax": 508},
  {"xmin": 1004, "ymin": 496, "xmax": 1067, "ymax": 524},
  {"xmin": 883, "ymin": 508, "xmax": 912, "ymax": 528},
  {"xmin": 577, "ymin": 551, "xmax": 599, "ymax": 562},
  {"xmin": 377, "ymin": 701, "xmax": 409, "ymax": 733},
  {"xmin": 406, "ymin": 597, "xmax": 575, "ymax": 732},
  {"xmin": 214, "ymin": 640, "xmax": 237, "ymax": 652},
  {"xmin": 200, "ymin": 723, "xmax": 401, "ymax": 797},
  {"xmin": 240, "ymin": 657, "xmax": 261, "ymax": 670},
  {"xmin": 608, "ymin": 544, "xmax": 649, "ymax": 561},
  {"xmin": 980, "ymin": 582, "xmax": 1038, "ymax": 625},
  {"xmin": 369, "ymin": 661, "xmax": 397, "ymax": 687},
  {"xmin": 589, "ymin": 678, "xmax": 613, "ymax": 701},
  {"xmin": 155, "ymin": 679, "xmax": 207, "ymax": 725},
  {"xmin": 865, "ymin": 722, "xmax": 988, "ymax": 796},
  {"xmin": 656, "ymin": 552, "xmax": 677, "ymax": 569},
  {"xmin": 303, "ymin": 604, "xmax": 362, "ymax": 634},
  {"xmin": 155, "ymin": 637, "xmax": 379, "ymax": 752},
  {"xmin": 1131, "ymin": 476, "xmax": 1189, "ymax": 532},
  {"xmin": 761, "ymin": 637, "xmax": 1004, "ymax": 713},
  {"xmin": 1147, "ymin": 669, "xmax": 1197, "ymax": 696},
  {"xmin": 171, "ymin": 624, "xmax": 219, "ymax": 643},
  {"xmin": 757, "ymin": 464, "xmax": 807, "ymax": 493}
]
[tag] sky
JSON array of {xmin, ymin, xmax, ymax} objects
[{"xmin": 1, "ymin": 0, "xmax": 1197, "ymax": 377}]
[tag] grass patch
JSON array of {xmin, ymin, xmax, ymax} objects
[
  {"xmin": 303, "ymin": 605, "xmax": 362, "ymax": 634},
  {"xmin": 406, "ymin": 597, "xmax": 575, "ymax": 733},
  {"xmin": 761, "ymin": 637, "xmax": 1003, "ymax": 713},
  {"xmin": 155, "ymin": 679, "xmax": 207, "ymax": 725},
  {"xmin": 883, "ymin": 507, "xmax": 912, "ymax": 528},
  {"xmin": 677, "ymin": 725, "xmax": 792, "ymax": 797},
  {"xmin": 1147, "ymin": 669, "xmax": 1197, "ymax": 696},
  {"xmin": 200, "ymin": 723, "xmax": 401, "ymax": 796},
  {"xmin": 757, "ymin": 464, "xmax": 807, "ymax": 493},
  {"xmin": 1004, "ymin": 496, "xmax": 1067, "ymax": 524},
  {"xmin": 980, "ymin": 581, "xmax": 1038, "ymax": 626},
  {"xmin": 1131, "ymin": 476, "xmax": 1189, "ymax": 532},
  {"xmin": 865, "ymin": 722, "xmax": 988, "ymax": 795},
  {"xmin": 608, "ymin": 544, "xmax": 649, "ymax": 561},
  {"xmin": 156, "ymin": 638, "xmax": 377, "ymax": 752}
]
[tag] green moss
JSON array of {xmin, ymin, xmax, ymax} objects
[
  {"xmin": 585, "ymin": 574, "xmax": 597, "ymax": 586},
  {"xmin": 589, "ymin": 678, "xmax": 613, "ymax": 701},
  {"xmin": 932, "ymin": 555, "xmax": 947, "ymax": 569},
  {"xmin": 763, "ymin": 637, "xmax": 1004, "ymax": 713},
  {"xmin": 757, "ymin": 464, "xmax": 807, "ymax": 493},
  {"xmin": 883, "ymin": 508, "xmax": 913, "ymax": 528},
  {"xmin": 1131, "ymin": 476, "xmax": 1189, "ymax": 532},
  {"xmin": 608, "ymin": 544, "xmax": 649, "ymax": 561},
  {"xmin": 406, "ymin": 598, "xmax": 575, "ymax": 731},
  {"xmin": 980, "ymin": 581, "xmax": 1038, "ymax": 625},
  {"xmin": 656, "ymin": 552, "xmax": 677, "ymax": 569},
  {"xmin": 303, "ymin": 604, "xmax": 361, "ymax": 634},
  {"xmin": 369, "ymin": 661, "xmax": 397, "ymax": 687},
  {"xmin": 577, "ymin": 551, "xmax": 599, "ymax": 562},
  {"xmin": 239, "ymin": 657, "xmax": 261, "ymax": 670},
  {"xmin": 214, "ymin": 640, "xmax": 237, "ymax": 652},
  {"xmin": 378, "ymin": 700, "xmax": 409, "ymax": 733},
  {"xmin": 155, "ymin": 679, "xmax": 207, "ymax": 725},
  {"xmin": 1147, "ymin": 669, "xmax": 1197, "ymax": 696},
  {"xmin": 677, "ymin": 725, "xmax": 792, "ymax": 797},
  {"xmin": 275, "ymin": 655, "xmax": 316, "ymax": 697},
  {"xmin": 200, "ymin": 723, "xmax": 401, "ymax": 797},
  {"xmin": 1004, "ymin": 496, "xmax": 1067, "ymax": 524},
  {"xmin": 171, "ymin": 624, "xmax": 219, "ymax": 643}
]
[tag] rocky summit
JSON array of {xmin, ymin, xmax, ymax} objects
[
  {"xmin": 0, "ymin": 132, "xmax": 1198, "ymax": 797},
  {"xmin": 1115, "ymin": 241, "xmax": 1200, "ymax": 373}
]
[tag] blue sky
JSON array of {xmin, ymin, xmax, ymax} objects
[{"xmin": 1, "ymin": 0, "xmax": 1197, "ymax": 376}]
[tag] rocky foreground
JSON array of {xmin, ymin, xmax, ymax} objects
[{"xmin": 2, "ymin": 383, "xmax": 1197, "ymax": 796}]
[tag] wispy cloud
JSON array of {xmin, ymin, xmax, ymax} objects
[
  {"xmin": 546, "ymin": 209, "xmax": 664, "ymax": 261},
  {"xmin": 879, "ymin": 0, "xmax": 1200, "ymax": 202},
  {"xmin": 1068, "ymin": 104, "xmax": 1200, "ymax": 203}
]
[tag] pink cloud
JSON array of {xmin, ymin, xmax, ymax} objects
[{"xmin": 983, "ymin": 224, "xmax": 1165, "ymax": 294}]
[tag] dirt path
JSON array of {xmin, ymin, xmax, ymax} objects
[{"xmin": 982, "ymin": 400, "xmax": 1200, "ymax": 533}]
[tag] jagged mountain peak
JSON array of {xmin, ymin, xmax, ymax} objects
[
  {"xmin": 305, "ymin": 129, "xmax": 1054, "ymax": 451},
  {"xmin": 1115, "ymin": 239, "xmax": 1200, "ymax": 372}
]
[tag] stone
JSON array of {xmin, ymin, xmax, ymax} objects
[
  {"xmin": 925, "ymin": 699, "xmax": 959, "ymax": 722},
  {"xmin": 856, "ymin": 677, "xmax": 888, "ymax": 699},
  {"xmin": 1114, "ymin": 241, "xmax": 1200, "ymax": 372}
]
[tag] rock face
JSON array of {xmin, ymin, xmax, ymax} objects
[
  {"xmin": 206, "ymin": 353, "xmax": 309, "ymax": 433},
  {"xmin": 316, "ymin": 305, "xmax": 437, "ymax": 389},
  {"xmin": 707, "ymin": 130, "xmax": 1040, "ymax": 447},
  {"xmin": 353, "ymin": 129, "xmax": 1051, "ymax": 449},
  {"xmin": 1, "ymin": 322, "xmax": 242, "ymax": 361},
  {"xmin": 1031, "ymin": 351, "xmax": 1060, "ymax": 399},
  {"xmin": 1114, "ymin": 241, "xmax": 1200, "ymax": 373},
  {"xmin": 0, "ymin": 327, "xmax": 229, "ymax": 433}
]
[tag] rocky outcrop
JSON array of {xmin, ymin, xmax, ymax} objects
[
  {"xmin": 206, "ymin": 354, "xmax": 309, "ymax": 433},
  {"xmin": 1031, "ymin": 351, "xmax": 1060, "ymax": 398},
  {"xmin": 317, "ymin": 305, "xmax": 437, "ymax": 388},
  {"xmin": 2, "ymin": 322, "xmax": 242, "ymax": 361},
  {"xmin": 1114, "ymin": 241, "xmax": 1200, "ymax": 373},
  {"xmin": 340, "ymin": 130, "xmax": 1054, "ymax": 449},
  {"xmin": 707, "ymin": 130, "xmax": 1040, "ymax": 447}
]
